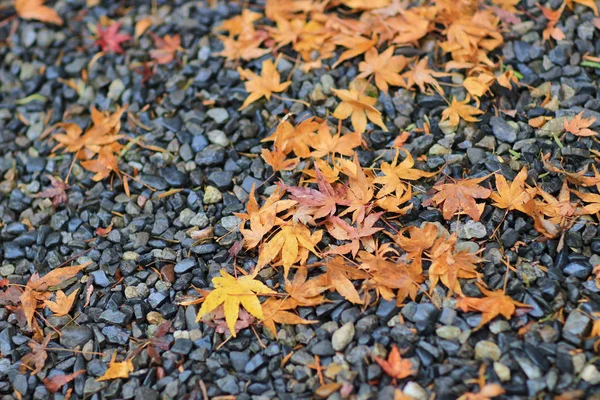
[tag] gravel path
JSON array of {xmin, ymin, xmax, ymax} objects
[{"xmin": 2, "ymin": 1, "xmax": 600, "ymax": 399}]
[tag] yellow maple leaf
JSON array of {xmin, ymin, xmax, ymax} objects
[
  {"xmin": 197, "ymin": 270, "xmax": 276, "ymax": 336},
  {"xmin": 332, "ymin": 79, "xmax": 387, "ymax": 133},
  {"xmin": 97, "ymin": 352, "xmax": 134, "ymax": 381},
  {"xmin": 43, "ymin": 289, "xmax": 79, "ymax": 317},
  {"xmin": 237, "ymin": 55, "xmax": 292, "ymax": 110},
  {"xmin": 357, "ymin": 47, "xmax": 409, "ymax": 93}
]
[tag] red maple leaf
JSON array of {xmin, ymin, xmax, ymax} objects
[{"xmin": 95, "ymin": 22, "xmax": 131, "ymax": 54}]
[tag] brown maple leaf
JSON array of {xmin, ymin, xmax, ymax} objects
[
  {"xmin": 43, "ymin": 288, "xmax": 79, "ymax": 317},
  {"xmin": 95, "ymin": 22, "xmax": 131, "ymax": 54},
  {"xmin": 20, "ymin": 262, "xmax": 90, "ymax": 329},
  {"xmin": 321, "ymin": 256, "xmax": 369, "ymax": 304},
  {"xmin": 43, "ymin": 370, "xmax": 85, "ymax": 393},
  {"xmin": 441, "ymin": 95, "xmax": 484, "ymax": 128},
  {"xmin": 150, "ymin": 34, "xmax": 183, "ymax": 65},
  {"xmin": 285, "ymin": 267, "xmax": 329, "ymax": 306},
  {"xmin": 261, "ymin": 297, "xmax": 318, "ymax": 336},
  {"xmin": 332, "ymin": 79, "xmax": 388, "ymax": 134},
  {"xmin": 357, "ymin": 47, "xmax": 409, "ymax": 93},
  {"xmin": 563, "ymin": 112, "xmax": 598, "ymax": 137},
  {"xmin": 15, "ymin": 0, "xmax": 63, "ymax": 25},
  {"xmin": 456, "ymin": 285, "xmax": 530, "ymax": 329},
  {"xmin": 20, "ymin": 335, "xmax": 51, "ymax": 375},
  {"xmin": 237, "ymin": 55, "xmax": 292, "ymax": 110},
  {"xmin": 427, "ymin": 234, "xmax": 482, "ymax": 296},
  {"xmin": 373, "ymin": 344, "xmax": 415, "ymax": 384},
  {"xmin": 425, "ymin": 176, "xmax": 492, "ymax": 222},
  {"xmin": 36, "ymin": 175, "xmax": 70, "ymax": 210}
]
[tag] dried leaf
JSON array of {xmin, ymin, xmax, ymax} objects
[
  {"xmin": 15, "ymin": 0, "xmax": 63, "ymax": 25},
  {"xmin": 96, "ymin": 352, "xmax": 134, "ymax": 381},
  {"xmin": 332, "ymin": 79, "xmax": 387, "ymax": 134},
  {"xmin": 563, "ymin": 111, "xmax": 598, "ymax": 137},
  {"xmin": 95, "ymin": 22, "xmax": 131, "ymax": 54},
  {"xmin": 43, "ymin": 370, "xmax": 85, "ymax": 393},
  {"xmin": 441, "ymin": 95, "xmax": 484, "ymax": 127},
  {"xmin": 425, "ymin": 176, "xmax": 492, "ymax": 221},
  {"xmin": 43, "ymin": 289, "xmax": 79, "ymax": 317},
  {"xmin": 456, "ymin": 285, "xmax": 530, "ymax": 329},
  {"xmin": 373, "ymin": 344, "xmax": 415, "ymax": 384},
  {"xmin": 36, "ymin": 175, "xmax": 70, "ymax": 210},
  {"xmin": 237, "ymin": 55, "xmax": 292, "ymax": 110},
  {"xmin": 150, "ymin": 34, "xmax": 183, "ymax": 64},
  {"xmin": 357, "ymin": 47, "xmax": 408, "ymax": 93}
]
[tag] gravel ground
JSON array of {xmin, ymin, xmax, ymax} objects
[{"xmin": 1, "ymin": 0, "xmax": 600, "ymax": 399}]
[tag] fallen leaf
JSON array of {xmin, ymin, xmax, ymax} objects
[
  {"xmin": 15, "ymin": 0, "xmax": 63, "ymax": 25},
  {"xmin": 357, "ymin": 47, "xmax": 409, "ymax": 93},
  {"xmin": 403, "ymin": 57, "xmax": 449, "ymax": 95},
  {"xmin": 43, "ymin": 370, "xmax": 85, "ymax": 393},
  {"xmin": 20, "ymin": 335, "xmax": 51, "ymax": 375},
  {"xmin": 237, "ymin": 55, "xmax": 292, "ymax": 110},
  {"xmin": 332, "ymin": 79, "xmax": 388, "ymax": 134},
  {"xmin": 95, "ymin": 22, "xmax": 131, "ymax": 54},
  {"xmin": 332, "ymin": 34, "xmax": 377, "ymax": 68},
  {"xmin": 425, "ymin": 176, "xmax": 492, "ymax": 222},
  {"xmin": 373, "ymin": 344, "xmax": 415, "ymax": 384},
  {"xmin": 489, "ymin": 168, "xmax": 531, "ymax": 213},
  {"xmin": 96, "ymin": 352, "xmax": 134, "ymax": 381},
  {"xmin": 95, "ymin": 223, "xmax": 113, "ymax": 237},
  {"xmin": 322, "ymin": 256, "xmax": 369, "ymax": 304},
  {"xmin": 197, "ymin": 270, "xmax": 276, "ymax": 336},
  {"xmin": 43, "ymin": 289, "xmax": 79, "ymax": 317},
  {"xmin": 563, "ymin": 111, "xmax": 598, "ymax": 137},
  {"xmin": 261, "ymin": 297, "xmax": 317, "ymax": 336},
  {"xmin": 36, "ymin": 175, "xmax": 70, "ymax": 210},
  {"xmin": 456, "ymin": 285, "xmax": 530, "ymax": 329},
  {"xmin": 441, "ymin": 95, "xmax": 484, "ymax": 128},
  {"xmin": 150, "ymin": 34, "xmax": 183, "ymax": 64}
]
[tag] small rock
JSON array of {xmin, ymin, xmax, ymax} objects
[
  {"xmin": 490, "ymin": 116, "xmax": 518, "ymax": 143},
  {"xmin": 475, "ymin": 341, "xmax": 501, "ymax": 361},
  {"xmin": 207, "ymin": 108, "xmax": 229, "ymax": 124},
  {"xmin": 60, "ymin": 326, "xmax": 93, "ymax": 349},
  {"xmin": 458, "ymin": 221, "xmax": 487, "ymax": 239},
  {"xmin": 582, "ymin": 365, "xmax": 600, "ymax": 385},
  {"xmin": 203, "ymin": 186, "xmax": 222, "ymax": 204},
  {"xmin": 332, "ymin": 323, "xmax": 355, "ymax": 351}
]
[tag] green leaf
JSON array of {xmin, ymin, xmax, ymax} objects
[
  {"xmin": 581, "ymin": 60, "xmax": 600, "ymax": 69},
  {"xmin": 15, "ymin": 94, "xmax": 47, "ymax": 105}
]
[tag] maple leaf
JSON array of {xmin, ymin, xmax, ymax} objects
[
  {"xmin": 95, "ymin": 22, "xmax": 131, "ymax": 54},
  {"xmin": 427, "ymin": 234, "xmax": 482, "ymax": 296},
  {"xmin": 20, "ymin": 335, "xmax": 51, "ymax": 375},
  {"xmin": 374, "ymin": 150, "xmax": 436, "ymax": 198},
  {"xmin": 566, "ymin": 0, "xmax": 598, "ymax": 15},
  {"xmin": 403, "ymin": 57, "xmax": 449, "ymax": 95},
  {"xmin": 360, "ymin": 253, "xmax": 423, "ymax": 304},
  {"xmin": 332, "ymin": 34, "xmax": 377, "ymax": 68},
  {"xmin": 197, "ymin": 270, "xmax": 276, "ymax": 336},
  {"xmin": 394, "ymin": 223, "xmax": 439, "ymax": 270},
  {"xmin": 211, "ymin": 307, "xmax": 255, "ymax": 336},
  {"xmin": 539, "ymin": 4, "xmax": 566, "ymax": 43},
  {"xmin": 218, "ymin": 9, "xmax": 262, "ymax": 37},
  {"xmin": 441, "ymin": 95, "xmax": 484, "ymax": 128},
  {"xmin": 43, "ymin": 370, "xmax": 85, "ymax": 393},
  {"xmin": 257, "ymin": 221, "xmax": 323, "ymax": 276},
  {"xmin": 284, "ymin": 267, "xmax": 329, "ymax": 306},
  {"xmin": 489, "ymin": 168, "xmax": 532, "ymax": 213},
  {"xmin": 373, "ymin": 344, "xmax": 415, "ymax": 384},
  {"xmin": 20, "ymin": 262, "xmax": 90, "ymax": 329},
  {"xmin": 572, "ymin": 190, "xmax": 600, "ymax": 215},
  {"xmin": 339, "ymin": 155, "xmax": 375, "ymax": 223},
  {"xmin": 425, "ymin": 176, "xmax": 492, "ymax": 222},
  {"xmin": 529, "ymin": 180, "xmax": 577, "ymax": 228},
  {"xmin": 456, "ymin": 285, "xmax": 530, "ymax": 329},
  {"xmin": 261, "ymin": 297, "xmax": 317, "ymax": 336},
  {"xmin": 217, "ymin": 33, "xmax": 270, "ymax": 62},
  {"xmin": 150, "ymin": 34, "xmax": 183, "ymax": 65},
  {"xmin": 237, "ymin": 186, "xmax": 296, "ymax": 249},
  {"xmin": 261, "ymin": 147, "xmax": 299, "ymax": 172},
  {"xmin": 80, "ymin": 143, "xmax": 122, "ymax": 181},
  {"xmin": 322, "ymin": 256, "xmax": 369, "ymax": 304},
  {"xmin": 563, "ymin": 111, "xmax": 598, "ymax": 137},
  {"xmin": 332, "ymin": 79, "xmax": 388, "ymax": 134},
  {"xmin": 237, "ymin": 55, "xmax": 292, "ymax": 110},
  {"xmin": 326, "ymin": 212, "xmax": 383, "ymax": 257},
  {"xmin": 309, "ymin": 123, "xmax": 362, "ymax": 159},
  {"xmin": 14, "ymin": 0, "xmax": 63, "ymax": 25},
  {"xmin": 282, "ymin": 164, "xmax": 350, "ymax": 220},
  {"xmin": 43, "ymin": 289, "xmax": 79, "ymax": 317},
  {"xmin": 36, "ymin": 175, "xmax": 70, "ymax": 210},
  {"xmin": 97, "ymin": 352, "xmax": 134, "ymax": 381},
  {"xmin": 262, "ymin": 117, "xmax": 321, "ymax": 158},
  {"xmin": 357, "ymin": 47, "xmax": 409, "ymax": 93}
]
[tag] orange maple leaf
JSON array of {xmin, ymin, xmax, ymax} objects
[
  {"xmin": 309, "ymin": 123, "xmax": 362, "ymax": 158},
  {"xmin": 43, "ymin": 289, "xmax": 79, "ymax": 317},
  {"xmin": 441, "ymin": 95, "xmax": 484, "ymax": 127},
  {"xmin": 332, "ymin": 34, "xmax": 378, "ymax": 68},
  {"xmin": 539, "ymin": 4, "xmax": 566, "ymax": 43},
  {"xmin": 262, "ymin": 117, "xmax": 321, "ymax": 158},
  {"xmin": 325, "ymin": 212, "xmax": 383, "ymax": 257},
  {"xmin": 284, "ymin": 267, "xmax": 329, "ymax": 306},
  {"xmin": 217, "ymin": 33, "xmax": 269, "ymax": 61},
  {"xmin": 489, "ymin": 168, "xmax": 532, "ymax": 213},
  {"xmin": 374, "ymin": 150, "xmax": 436, "ymax": 198},
  {"xmin": 456, "ymin": 285, "xmax": 530, "ymax": 329},
  {"xmin": 373, "ymin": 344, "xmax": 415, "ymax": 384},
  {"xmin": 332, "ymin": 79, "xmax": 388, "ymax": 133},
  {"xmin": 357, "ymin": 47, "xmax": 409, "ymax": 93},
  {"xmin": 425, "ymin": 176, "xmax": 492, "ymax": 222},
  {"xmin": 403, "ymin": 57, "xmax": 449, "ymax": 95},
  {"xmin": 15, "ymin": 0, "xmax": 63, "ymax": 25},
  {"xmin": 261, "ymin": 297, "xmax": 318, "ymax": 336},
  {"xmin": 97, "ymin": 352, "xmax": 134, "ymax": 381},
  {"xmin": 321, "ymin": 256, "xmax": 369, "ymax": 304},
  {"xmin": 237, "ymin": 56, "xmax": 292, "ymax": 110},
  {"xmin": 261, "ymin": 147, "xmax": 299, "ymax": 172},
  {"xmin": 563, "ymin": 112, "xmax": 598, "ymax": 137}
]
